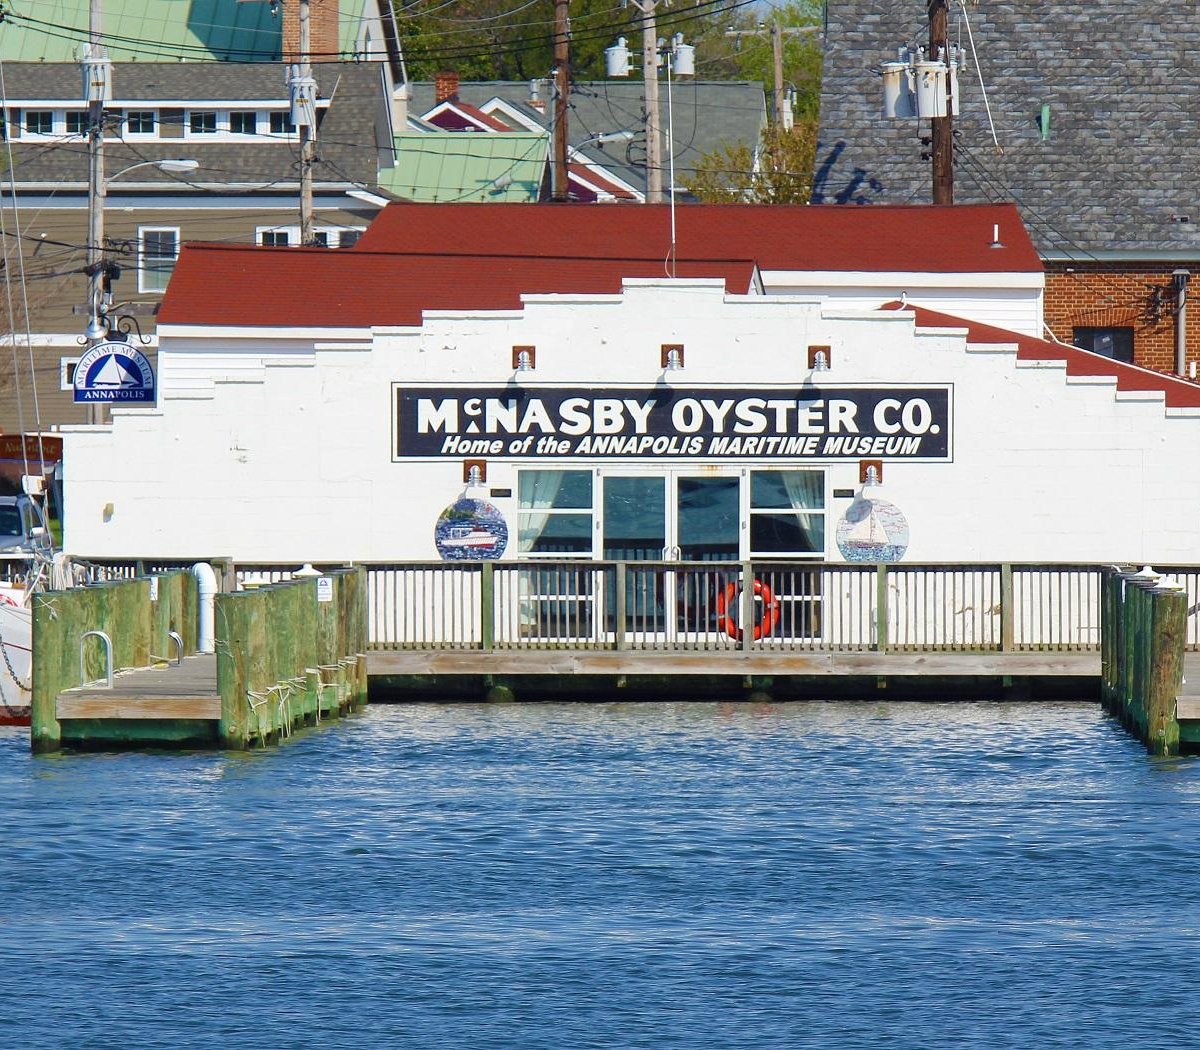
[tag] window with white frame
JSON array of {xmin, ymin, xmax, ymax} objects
[
  {"xmin": 256, "ymin": 225, "xmax": 364, "ymax": 248},
  {"xmin": 188, "ymin": 110, "xmax": 217, "ymax": 135},
  {"xmin": 138, "ymin": 227, "xmax": 179, "ymax": 293},
  {"xmin": 23, "ymin": 110, "xmax": 53, "ymax": 136},
  {"xmin": 59, "ymin": 357, "xmax": 80, "ymax": 390},
  {"xmin": 748, "ymin": 469, "xmax": 825, "ymax": 556},
  {"xmin": 229, "ymin": 110, "xmax": 257, "ymax": 134},
  {"xmin": 269, "ymin": 111, "xmax": 296, "ymax": 135},
  {"xmin": 65, "ymin": 111, "xmax": 86, "ymax": 136},
  {"xmin": 517, "ymin": 470, "xmax": 595, "ymax": 556},
  {"xmin": 126, "ymin": 110, "xmax": 155, "ymax": 135}
]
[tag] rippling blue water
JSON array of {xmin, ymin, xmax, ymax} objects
[{"xmin": 2, "ymin": 701, "xmax": 1199, "ymax": 1048}]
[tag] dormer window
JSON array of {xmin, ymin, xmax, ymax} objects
[
  {"xmin": 189, "ymin": 111, "xmax": 217, "ymax": 134},
  {"xmin": 126, "ymin": 110, "xmax": 155, "ymax": 135},
  {"xmin": 269, "ymin": 111, "xmax": 296, "ymax": 134},
  {"xmin": 230, "ymin": 111, "xmax": 257, "ymax": 134},
  {"xmin": 24, "ymin": 111, "xmax": 52, "ymax": 136},
  {"xmin": 66, "ymin": 111, "xmax": 86, "ymax": 136}
]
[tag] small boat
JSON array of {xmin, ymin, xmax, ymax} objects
[
  {"xmin": 441, "ymin": 525, "xmax": 501, "ymax": 549},
  {"xmin": 0, "ymin": 576, "xmax": 32, "ymax": 726}
]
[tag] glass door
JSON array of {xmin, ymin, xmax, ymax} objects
[
  {"xmin": 602, "ymin": 472, "xmax": 740, "ymax": 642},
  {"xmin": 603, "ymin": 476, "xmax": 668, "ymax": 638}
]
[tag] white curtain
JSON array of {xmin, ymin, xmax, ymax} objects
[
  {"xmin": 518, "ymin": 470, "xmax": 567, "ymax": 552},
  {"xmin": 779, "ymin": 471, "xmax": 824, "ymax": 552}
]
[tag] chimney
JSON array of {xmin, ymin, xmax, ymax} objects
[
  {"xmin": 435, "ymin": 71, "xmax": 460, "ymax": 104},
  {"xmin": 283, "ymin": 0, "xmax": 340, "ymax": 63}
]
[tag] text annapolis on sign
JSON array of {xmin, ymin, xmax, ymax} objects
[{"xmin": 393, "ymin": 386, "xmax": 953, "ymax": 460}]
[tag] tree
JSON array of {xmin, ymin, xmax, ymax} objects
[
  {"xmin": 683, "ymin": 118, "xmax": 818, "ymax": 205},
  {"xmin": 394, "ymin": 0, "xmax": 822, "ymax": 93}
]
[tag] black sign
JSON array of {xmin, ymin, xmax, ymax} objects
[{"xmin": 392, "ymin": 385, "xmax": 953, "ymax": 461}]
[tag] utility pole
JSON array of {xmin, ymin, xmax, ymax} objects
[
  {"xmin": 551, "ymin": 0, "xmax": 570, "ymax": 201},
  {"xmin": 772, "ymin": 21, "xmax": 784, "ymax": 131},
  {"xmin": 928, "ymin": 0, "xmax": 953, "ymax": 204},
  {"xmin": 298, "ymin": 0, "xmax": 315, "ymax": 242},
  {"xmin": 621, "ymin": 0, "xmax": 661, "ymax": 203},
  {"xmin": 724, "ymin": 21, "xmax": 820, "ymax": 129},
  {"xmin": 85, "ymin": 0, "xmax": 106, "ymax": 343},
  {"xmin": 84, "ymin": 0, "xmax": 111, "ymax": 425}
]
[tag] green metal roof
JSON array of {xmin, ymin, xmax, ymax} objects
[
  {"xmin": 380, "ymin": 133, "xmax": 548, "ymax": 204},
  {"xmin": 0, "ymin": 0, "xmax": 370, "ymax": 62}
]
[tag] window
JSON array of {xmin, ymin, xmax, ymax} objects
[
  {"xmin": 518, "ymin": 470, "xmax": 594, "ymax": 555},
  {"xmin": 24, "ymin": 110, "xmax": 53, "ymax": 136},
  {"xmin": 126, "ymin": 110, "xmax": 155, "ymax": 135},
  {"xmin": 59, "ymin": 357, "xmax": 80, "ymax": 390},
  {"xmin": 1073, "ymin": 326, "xmax": 1134, "ymax": 364},
  {"xmin": 65, "ymin": 111, "xmax": 86, "ymax": 136},
  {"xmin": 269, "ymin": 111, "xmax": 296, "ymax": 134},
  {"xmin": 188, "ymin": 110, "xmax": 217, "ymax": 135},
  {"xmin": 257, "ymin": 226, "xmax": 363, "ymax": 248},
  {"xmin": 138, "ymin": 227, "xmax": 179, "ymax": 293},
  {"xmin": 749, "ymin": 470, "xmax": 825, "ymax": 556},
  {"xmin": 229, "ymin": 111, "xmax": 257, "ymax": 135}
]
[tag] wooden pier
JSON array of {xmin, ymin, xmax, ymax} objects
[
  {"xmin": 33, "ymin": 558, "xmax": 1200, "ymax": 751},
  {"xmin": 32, "ymin": 568, "xmax": 368, "ymax": 752}
]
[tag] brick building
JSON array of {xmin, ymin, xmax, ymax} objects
[{"xmin": 814, "ymin": 1, "xmax": 1200, "ymax": 377}]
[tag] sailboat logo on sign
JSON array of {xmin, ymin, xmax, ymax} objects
[{"xmin": 72, "ymin": 341, "xmax": 156, "ymax": 404}]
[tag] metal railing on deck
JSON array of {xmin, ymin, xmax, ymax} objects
[{"xmin": 76, "ymin": 558, "xmax": 1200, "ymax": 654}]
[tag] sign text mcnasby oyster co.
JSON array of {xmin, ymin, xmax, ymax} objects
[{"xmin": 393, "ymin": 385, "xmax": 953, "ymax": 461}]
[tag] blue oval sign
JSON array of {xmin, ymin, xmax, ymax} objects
[{"xmin": 73, "ymin": 341, "xmax": 156, "ymax": 404}]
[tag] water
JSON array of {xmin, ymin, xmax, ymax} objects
[{"xmin": 3, "ymin": 701, "xmax": 1199, "ymax": 1049}]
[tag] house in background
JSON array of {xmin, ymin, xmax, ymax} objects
[
  {"xmin": 0, "ymin": 0, "xmax": 405, "ymax": 433},
  {"xmin": 396, "ymin": 74, "xmax": 768, "ymax": 203},
  {"xmin": 814, "ymin": 0, "xmax": 1200, "ymax": 375},
  {"xmin": 380, "ymin": 133, "xmax": 549, "ymax": 203}
]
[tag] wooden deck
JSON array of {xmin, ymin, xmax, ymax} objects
[
  {"xmin": 367, "ymin": 649, "xmax": 1101, "ymax": 677},
  {"xmin": 55, "ymin": 654, "xmax": 219, "ymax": 721}
]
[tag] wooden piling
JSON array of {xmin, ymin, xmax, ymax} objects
[{"xmin": 1099, "ymin": 567, "xmax": 1188, "ymax": 755}]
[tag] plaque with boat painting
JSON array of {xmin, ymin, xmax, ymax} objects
[{"xmin": 434, "ymin": 497, "xmax": 508, "ymax": 561}]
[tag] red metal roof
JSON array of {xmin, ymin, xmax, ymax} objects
[
  {"xmin": 158, "ymin": 245, "xmax": 759, "ymax": 328},
  {"xmin": 884, "ymin": 302, "xmax": 1200, "ymax": 409},
  {"xmin": 352, "ymin": 202, "xmax": 1042, "ymax": 273}
]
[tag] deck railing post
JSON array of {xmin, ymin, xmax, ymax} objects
[
  {"xmin": 614, "ymin": 561, "xmax": 627, "ymax": 650},
  {"xmin": 480, "ymin": 563, "xmax": 494, "ymax": 651},
  {"xmin": 742, "ymin": 561, "xmax": 754, "ymax": 652},
  {"xmin": 874, "ymin": 564, "xmax": 889, "ymax": 652},
  {"xmin": 1000, "ymin": 563, "xmax": 1014, "ymax": 652}
]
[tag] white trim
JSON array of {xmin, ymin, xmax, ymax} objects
[
  {"xmin": 478, "ymin": 97, "xmax": 547, "ymax": 133},
  {"xmin": 759, "ymin": 269, "xmax": 1045, "ymax": 288}
]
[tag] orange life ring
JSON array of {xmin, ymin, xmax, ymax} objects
[{"xmin": 717, "ymin": 578, "xmax": 779, "ymax": 641}]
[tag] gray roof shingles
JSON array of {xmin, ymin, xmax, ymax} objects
[
  {"xmin": 815, "ymin": 1, "xmax": 1200, "ymax": 257},
  {"xmin": 3, "ymin": 62, "xmax": 385, "ymax": 187},
  {"xmin": 408, "ymin": 80, "xmax": 768, "ymax": 195}
]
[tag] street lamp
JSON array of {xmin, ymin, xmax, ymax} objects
[
  {"xmin": 578, "ymin": 130, "xmax": 635, "ymax": 149},
  {"xmin": 84, "ymin": 157, "xmax": 198, "ymax": 422},
  {"xmin": 86, "ymin": 158, "xmax": 199, "ymax": 344}
]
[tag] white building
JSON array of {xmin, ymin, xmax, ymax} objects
[{"xmin": 58, "ymin": 204, "xmax": 1200, "ymax": 568}]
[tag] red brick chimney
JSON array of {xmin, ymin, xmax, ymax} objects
[
  {"xmin": 283, "ymin": 0, "xmax": 340, "ymax": 62},
  {"xmin": 435, "ymin": 71, "xmax": 460, "ymax": 104}
]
